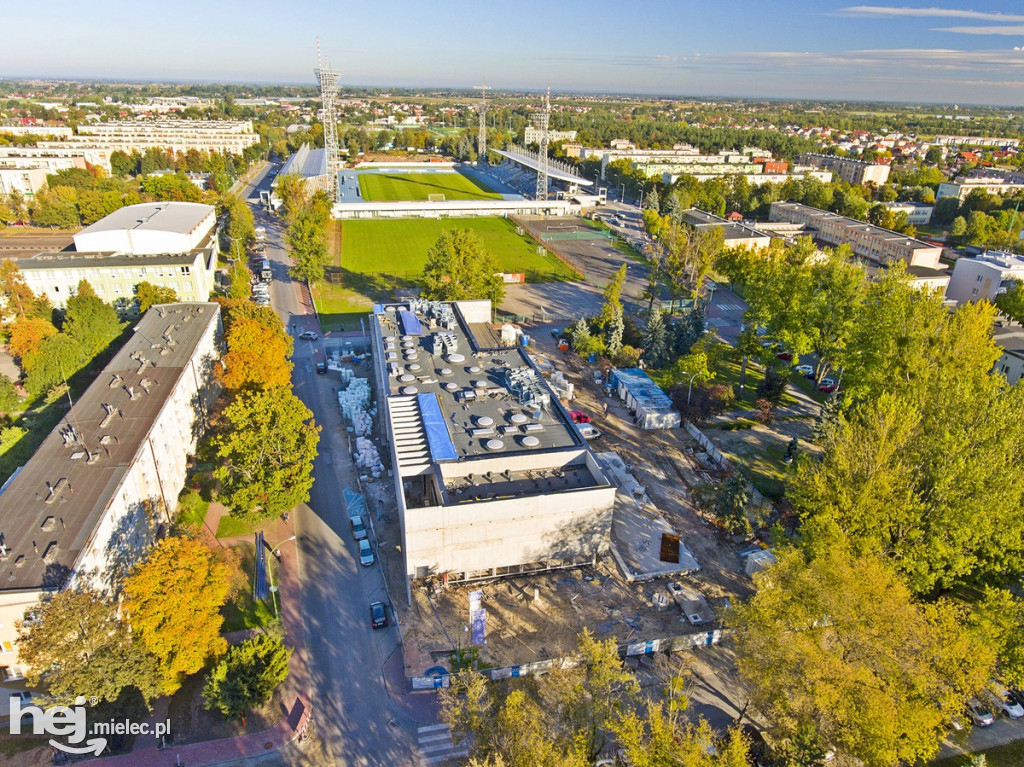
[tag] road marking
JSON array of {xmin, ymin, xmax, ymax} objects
[
  {"xmin": 418, "ymin": 723, "xmax": 451, "ymax": 733},
  {"xmin": 418, "ymin": 724, "xmax": 468, "ymax": 765},
  {"xmin": 716, "ymin": 303, "xmax": 744, "ymax": 312}
]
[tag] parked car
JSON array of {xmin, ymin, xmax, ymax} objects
[
  {"xmin": 991, "ymin": 681, "xmax": 1024, "ymax": 718},
  {"xmin": 577, "ymin": 424, "xmax": 602, "ymax": 440},
  {"xmin": 350, "ymin": 515, "xmax": 367, "ymax": 541},
  {"xmin": 967, "ymin": 699, "xmax": 995, "ymax": 727},
  {"xmin": 818, "ymin": 378, "xmax": 840, "ymax": 393},
  {"xmin": 795, "ymin": 364, "xmax": 814, "ymax": 378},
  {"xmin": 370, "ymin": 600, "xmax": 388, "ymax": 629},
  {"xmin": 299, "ymin": 331, "xmax": 318, "ymax": 341},
  {"xmin": 569, "ymin": 410, "xmax": 591, "ymax": 424},
  {"xmin": 776, "ymin": 350, "xmax": 793, "ymax": 362},
  {"xmin": 359, "ymin": 538, "xmax": 374, "ymax": 567},
  {"xmin": 315, "ymin": 361, "xmax": 327, "ymax": 375}
]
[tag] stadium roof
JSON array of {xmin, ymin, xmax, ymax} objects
[
  {"xmin": 280, "ymin": 143, "xmax": 328, "ymax": 179},
  {"xmin": 493, "ymin": 148, "xmax": 594, "ymax": 186},
  {"xmin": 77, "ymin": 202, "xmax": 214, "ymax": 238}
]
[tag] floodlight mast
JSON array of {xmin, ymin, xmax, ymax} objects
[
  {"xmin": 534, "ymin": 86, "xmax": 551, "ymax": 201},
  {"xmin": 315, "ymin": 38, "xmax": 342, "ymax": 201},
  {"xmin": 473, "ymin": 84, "xmax": 491, "ymax": 164}
]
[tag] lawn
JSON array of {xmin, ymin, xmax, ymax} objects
[
  {"xmin": 358, "ymin": 171, "xmax": 502, "ymax": 202},
  {"xmin": 222, "ymin": 542, "xmax": 277, "ymax": 632},
  {"xmin": 215, "ymin": 514, "xmax": 258, "ymax": 539},
  {"xmin": 311, "ymin": 281, "xmax": 374, "ymax": 332},
  {"xmin": 330, "ymin": 217, "xmax": 579, "ymax": 298},
  {"xmin": 933, "ymin": 741, "xmax": 1024, "ymax": 767}
]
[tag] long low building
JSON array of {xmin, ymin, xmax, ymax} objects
[
  {"xmin": 370, "ymin": 300, "xmax": 616, "ymax": 594},
  {"xmin": 682, "ymin": 209, "xmax": 772, "ymax": 251},
  {"xmin": 937, "ymin": 178, "xmax": 1024, "ymax": 201},
  {"xmin": 0, "ymin": 303, "xmax": 221, "ymax": 699},
  {"xmin": 769, "ymin": 201, "xmax": 942, "ymax": 269}
]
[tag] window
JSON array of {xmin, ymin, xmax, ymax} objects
[
  {"xmin": 977, "ymin": 275, "xmax": 983, "ymax": 282},
  {"xmin": 971, "ymin": 288, "xmax": 979, "ymax": 296},
  {"xmin": 53, "ymin": 286, "xmax": 59, "ymax": 293},
  {"xmin": 181, "ymin": 266, "xmax": 190, "ymax": 275},
  {"xmin": 1, "ymin": 665, "xmax": 24, "ymax": 681}
]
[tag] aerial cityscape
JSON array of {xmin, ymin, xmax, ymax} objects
[{"xmin": 3, "ymin": 3, "xmax": 1024, "ymax": 767}]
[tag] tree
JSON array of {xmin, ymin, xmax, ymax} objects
[
  {"xmin": 135, "ymin": 281, "xmax": 178, "ymax": 314},
  {"xmin": 659, "ymin": 224, "xmax": 723, "ymax": 302},
  {"xmin": 597, "ymin": 264, "xmax": 627, "ymax": 329},
  {"xmin": 421, "ymin": 229, "xmax": 504, "ymax": 306},
  {"xmin": 123, "ymin": 537, "xmax": 232, "ymax": 695},
  {"xmin": 213, "ymin": 388, "xmax": 320, "ymax": 521},
  {"xmin": 110, "ymin": 149, "xmax": 139, "ymax": 177},
  {"xmin": 949, "ymin": 215, "xmax": 967, "ymax": 241},
  {"xmin": 273, "ymin": 173, "xmax": 309, "ymax": 223},
  {"xmin": 224, "ymin": 195, "xmax": 255, "ymax": 254},
  {"xmin": 203, "ymin": 633, "xmax": 291, "ymax": 723},
  {"xmin": 0, "ymin": 259, "xmax": 51, "ymax": 322},
  {"xmin": 0, "ymin": 376, "xmax": 19, "ymax": 415},
  {"xmin": 17, "ymin": 589, "xmax": 161, "ymax": 706},
  {"xmin": 613, "ymin": 707, "xmax": 749, "ymax": 767},
  {"xmin": 219, "ymin": 317, "xmax": 293, "ymax": 392},
  {"xmin": 228, "ymin": 259, "xmax": 253, "ymax": 300},
  {"xmin": 995, "ymin": 278, "xmax": 1024, "ymax": 326},
  {"xmin": 731, "ymin": 547, "xmax": 993, "ymax": 767},
  {"xmin": 286, "ymin": 206, "xmax": 329, "ymax": 284},
  {"xmin": 805, "ymin": 248, "xmax": 866, "ymax": 381},
  {"xmin": 643, "ymin": 186, "xmax": 660, "ymax": 212},
  {"xmin": 63, "ymin": 280, "xmax": 125, "ymax": 358},
  {"xmin": 25, "ymin": 333, "xmax": 88, "ymax": 397},
  {"xmin": 605, "ymin": 311, "xmax": 624, "ymax": 357},
  {"xmin": 642, "ymin": 310, "xmax": 668, "ymax": 367},
  {"xmin": 693, "ymin": 472, "xmax": 751, "ymax": 534},
  {"xmin": 7, "ymin": 316, "xmax": 58, "ymax": 370},
  {"xmin": 925, "ymin": 145, "xmax": 944, "ymax": 165}
]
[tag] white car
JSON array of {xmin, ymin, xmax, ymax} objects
[
  {"xmin": 299, "ymin": 331, "xmax": 319, "ymax": 341},
  {"xmin": 358, "ymin": 538, "xmax": 374, "ymax": 567},
  {"xmin": 991, "ymin": 681, "xmax": 1024, "ymax": 719},
  {"xmin": 967, "ymin": 699, "xmax": 995, "ymax": 727},
  {"xmin": 795, "ymin": 364, "xmax": 814, "ymax": 378}
]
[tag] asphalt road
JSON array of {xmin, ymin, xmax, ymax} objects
[{"xmin": 239, "ymin": 166, "xmax": 423, "ymax": 765}]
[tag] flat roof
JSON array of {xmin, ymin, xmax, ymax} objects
[
  {"xmin": 610, "ymin": 368, "xmax": 676, "ymax": 413},
  {"xmin": 492, "ymin": 148, "xmax": 594, "ymax": 186},
  {"xmin": 77, "ymin": 202, "xmax": 214, "ymax": 238},
  {"xmin": 0, "ymin": 303, "xmax": 220, "ymax": 593},
  {"xmin": 19, "ymin": 250, "xmax": 203, "ymax": 270},
  {"xmin": 375, "ymin": 301, "xmax": 585, "ymax": 464},
  {"xmin": 280, "ymin": 144, "xmax": 328, "ymax": 179}
]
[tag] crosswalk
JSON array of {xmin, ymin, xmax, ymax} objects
[
  {"xmin": 417, "ymin": 723, "xmax": 468, "ymax": 765},
  {"xmin": 715, "ymin": 302, "xmax": 745, "ymax": 312}
]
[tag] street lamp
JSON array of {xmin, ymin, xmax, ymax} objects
[
  {"xmin": 266, "ymin": 535, "xmax": 297, "ymax": 619},
  {"xmin": 677, "ymin": 370, "xmax": 700, "ymax": 406}
]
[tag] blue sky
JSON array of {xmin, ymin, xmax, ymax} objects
[{"xmin": 5, "ymin": 1, "xmax": 1024, "ymax": 105}]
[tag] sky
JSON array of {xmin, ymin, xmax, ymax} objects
[{"xmin": 5, "ymin": 1, "xmax": 1024, "ymax": 105}]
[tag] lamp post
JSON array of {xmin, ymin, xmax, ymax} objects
[
  {"xmin": 266, "ymin": 535, "xmax": 297, "ymax": 619},
  {"xmin": 677, "ymin": 370, "xmax": 699, "ymax": 406}
]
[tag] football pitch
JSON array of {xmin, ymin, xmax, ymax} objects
[
  {"xmin": 357, "ymin": 171, "xmax": 503, "ymax": 202},
  {"xmin": 334, "ymin": 217, "xmax": 578, "ymax": 285}
]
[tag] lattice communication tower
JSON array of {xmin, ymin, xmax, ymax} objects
[
  {"xmin": 316, "ymin": 39, "xmax": 342, "ymax": 201},
  {"xmin": 534, "ymin": 87, "xmax": 551, "ymax": 201},
  {"xmin": 473, "ymin": 84, "xmax": 491, "ymax": 163}
]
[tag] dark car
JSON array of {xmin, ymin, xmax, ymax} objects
[
  {"xmin": 370, "ymin": 601, "xmax": 389, "ymax": 629},
  {"xmin": 315, "ymin": 361, "xmax": 327, "ymax": 375}
]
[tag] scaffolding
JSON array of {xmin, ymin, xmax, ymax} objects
[
  {"xmin": 534, "ymin": 87, "xmax": 550, "ymax": 201},
  {"xmin": 315, "ymin": 38, "xmax": 342, "ymax": 202},
  {"xmin": 474, "ymin": 84, "xmax": 490, "ymax": 164}
]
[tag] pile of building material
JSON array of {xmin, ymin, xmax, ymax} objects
[
  {"xmin": 354, "ymin": 436, "xmax": 383, "ymax": 477},
  {"xmin": 548, "ymin": 370, "xmax": 574, "ymax": 402}
]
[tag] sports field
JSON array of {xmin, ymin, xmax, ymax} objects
[
  {"xmin": 335, "ymin": 217, "xmax": 578, "ymax": 285},
  {"xmin": 357, "ymin": 172, "xmax": 502, "ymax": 202}
]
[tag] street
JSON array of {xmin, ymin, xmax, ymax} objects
[{"xmin": 237, "ymin": 167, "xmax": 432, "ymax": 765}]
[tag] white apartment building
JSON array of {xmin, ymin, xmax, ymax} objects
[
  {"xmin": 35, "ymin": 120, "xmax": 259, "ymax": 158},
  {"xmin": 0, "ymin": 145, "xmax": 108, "ymax": 173},
  {"xmin": 769, "ymin": 201, "xmax": 942, "ymax": 269},
  {"xmin": 879, "ymin": 201, "xmax": 934, "ymax": 226},
  {"xmin": 370, "ymin": 300, "xmax": 616, "ymax": 596},
  {"xmin": 932, "ymin": 135, "xmax": 1020, "ymax": 148},
  {"xmin": 524, "ymin": 126, "xmax": 577, "ymax": 144},
  {"xmin": 937, "ymin": 178, "xmax": 1024, "ymax": 201},
  {"xmin": 0, "ymin": 124, "xmax": 73, "ymax": 139},
  {"xmin": 0, "ymin": 303, "xmax": 221, "ymax": 703},
  {"xmin": 797, "ymin": 153, "xmax": 891, "ymax": 186},
  {"xmin": 994, "ymin": 328, "xmax": 1024, "ymax": 386},
  {"xmin": 0, "ymin": 167, "xmax": 47, "ymax": 199},
  {"xmin": 946, "ymin": 250, "xmax": 1024, "ymax": 305}
]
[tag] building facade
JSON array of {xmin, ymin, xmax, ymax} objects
[
  {"xmin": 524, "ymin": 126, "xmax": 577, "ymax": 144},
  {"xmin": 370, "ymin": 300, "xmax": 615, "ymax": 596},
  {"xmin": 0, "ymin": 303, "xmax": 221, "ymax": 704},
  {"xmin": 946, "ymin": 250, "xmax": 1024, "ymax": 305},
  {"xmin": 0, "ymin": 167, "xmax": 47, "ymax": 199},
  {"xmin": 937, "ymin": 178, "xmax": 1024, "ymax": 201},
  {"xmin": 797, "ymin": 153, "xmax": 891, "ymax": 186},
  {"xmin": 33, "ymin": 120, "xmax": 259, "ymax": 159},
  {"xmin": 879, "ymin": 201, "xmax": 934, "ymax": 226},
  {"xmin": 769, "ymin": 201, "xmax": 942, "ymax": 269}
]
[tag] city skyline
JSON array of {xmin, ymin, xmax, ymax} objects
[{"xmin": 4, "ymin": 1, "xmax": 1024, "ymax": 105}]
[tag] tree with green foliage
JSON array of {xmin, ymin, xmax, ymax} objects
[
  {"xmin": 25, "ymin": 333, "xmax": 88, "ymax": 397},
  {"xmin": 995, "ymin": 278, "xmax": 1024, "ymax": 326},
  {"xmin": 273, "ymin": 174, "xmax": 309, "ymax": 224},
  {"xmin": 203, "ymin": 633, "xmax": 291, "ymax": 723},
  {"xmin": 605, "ymin": 311, "xmax": 624, "ymax": 357},
  {"xmin": 123, "ymin": 537, "xmax": 232, "ymax": 696},
  {"xmin": 227, "ymin": 259, "xmax": 253, "ymax": 300},
  {"xmin": 224, "ymin": 194, "xmax": 256, "ymax": 255},
  {"xmin": 286, "ymin": 206, "xmax": 329, "ymax": 284},
  {"xmin": 63, "ymin": 280, "xmax": 125, "ymax": 358},
  {"xmin": 134, "ymin": 282, "xmax": 178, "ymax": 314},
  {"xmin": 805, "ymin": 248, "xmax": 866, "ymax": 381},
  {"xmin": 597, "ymin": 264, "xmax": 627, "ymax": 329},
  {"xmin": 17, "ymin": 589, "xmax": 161, "ymax": 707},
  {"xmin": 643, "ymin": 186, "xmax": 660, "ymax": 212},
  {"xmin": 421, "ymin": 228, "xmax": 504, "ymax": 306},
  {"xmin": 213, "ymin": 387, "xmax": 320, "ymax": 521},
  {"xmin": 0, "ymin": 376, "xmax": 20, "ymax": 415},
  {"xmin": 731, "ymin": 546, "xmax": 993, "ymax": 767},
  {"xmin": 642, "ymin": 310, "xmax": 668, "ymax": 367},
  {"xmin": 693, "ymin": 472, "xmax": 751, "ymax": 535}
]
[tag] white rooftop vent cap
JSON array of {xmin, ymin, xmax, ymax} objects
[{"xmin": 485, "ymin": 439, "xmax": 504, "ymax": 451}]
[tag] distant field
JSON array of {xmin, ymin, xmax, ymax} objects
[
  {"xmin": 331, "ymin": 217, "xmax": 578, "ymax": 298},
  {"xmin": 358, "ymin": 172, "xmax": 502, "ymax": 202}
]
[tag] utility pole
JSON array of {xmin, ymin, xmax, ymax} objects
[{"xmin": 473, "ymin": 84, "xmax": 490, "ymax": 164}]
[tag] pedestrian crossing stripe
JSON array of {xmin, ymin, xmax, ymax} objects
[{"xmin": 417, "ymin": 723, "xmax": 468, "ymax": 765}]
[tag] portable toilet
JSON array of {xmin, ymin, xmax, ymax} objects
[{"xmin": 500, "ymin": 323, "xmax": 518, "ymax": 347}]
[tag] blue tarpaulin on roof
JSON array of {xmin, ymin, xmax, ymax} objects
[
  {"xmin": 418, "ymin": 393, "xmax": 458, "ymax": 462},
  {"xmin": 399, "ymin": 309, "xmax": 423, "ymax": 336}
]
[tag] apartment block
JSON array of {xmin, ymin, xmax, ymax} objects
[{"xmin": 797, "ymin": 153, "xmax": 891, "ymax": 186}]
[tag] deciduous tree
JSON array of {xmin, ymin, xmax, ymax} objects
[
  {"xmin": 213, "ymin": 388, "xmax": 320, "ymax": 521},
  {"xmin": 227, "ymin": 260, "xmax": 252, "ymax": 300},
  {"xmin": 203, "ymin": 633, "xmax": 291, "ymax": 722},
  {"xmin": 421, "ymin": 228, "xmax": 504, "ymax": 306},
  {"xmin": 63, "ymin": 280, "xmax": 125, "ymax": 358},
  {"xmin": 0, "ymin": 260, "xmax": 51, "ymax": 322},
  {"xmin": 218, "ymin": 317, "xmax": 293, "ymax": 392},
  {"xmin": 995, "ymin": 278, "xmax": 1024, "ymax": 326},
  {"xmin": 731, "ymin": 547, "xmax": 993, "ymax": 767},
  {"xmin": 123, "ymin": 537, "xmax": 232, "ymax": 695},
  {"xmin": 134, "ymin": 281, "xmax": 178, "ymax": 314},
  {"xmin": 7, "ymin": 316, "xmax": 58, "ymax": 370}
]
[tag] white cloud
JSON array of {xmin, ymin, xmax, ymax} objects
[
  {"xmin": 934, "ymin": 25, "xmax": 1024, "ymax": 34},
  {"xmin": 840, "ymin": 6, "xmax": 1024, "ymax": 22}
]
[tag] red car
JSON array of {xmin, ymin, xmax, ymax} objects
[
  {"xmin": 818, "ymin": 378, "xmax": 840, "ymax": 394},
  {"xmin": 776, "ymin": 351, "xmax": 793, "ymax": 362},
  {"xmin": 569, "ymin": 410, "xmax": 591, "ymax": 424}
]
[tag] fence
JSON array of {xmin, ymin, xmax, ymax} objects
[
  {"xmin": 510, "ymin": 215, "xmax": 586, "ymax": 280},
  {"xmin": 409, "ymin": 629, "xmax": 727, "ymax": 691},
  {"xmin": 683, "ymin": 421, "xmax": 771, "ymax": 512}
]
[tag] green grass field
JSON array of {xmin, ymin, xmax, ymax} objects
[
  {"xmin": 358, "ymin": 172, "xmax": 502, "ymax": 202},
  {"xmin": 330, "ymin": 217, "xmax": 578, "ymax": 300}
]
